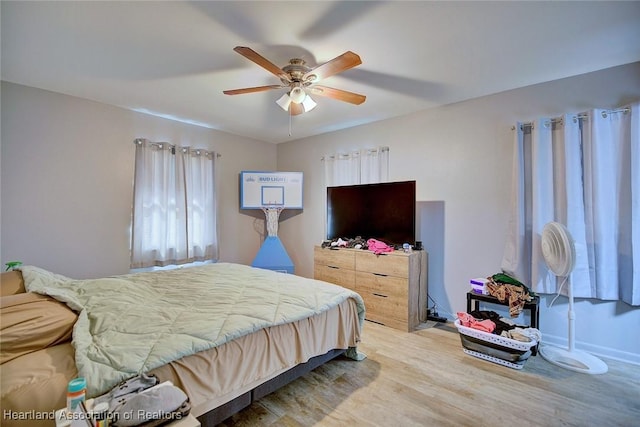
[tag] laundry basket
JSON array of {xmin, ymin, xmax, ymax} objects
[{"xmin": 454, "ymin": 319, "xmax": 538, "ymax": 370}]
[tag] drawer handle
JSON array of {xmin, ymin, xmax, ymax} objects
[
  {"xmin": 327, "ymin": 265, "xmax": 340, "ymax": 269},
  {"xmin": 373, "ymin": 273, "xmax": 388, "ymax": 277},
  {"xmin": 373, "ymin": 293, "xmax": 388, "ymax": 298}
]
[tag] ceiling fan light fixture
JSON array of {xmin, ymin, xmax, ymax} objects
[
  {"xmin": 276, "ymin": 93, "xmax": 292, "ymax": 111},
  {"xmin": 301, "ymin": 95, "xmax": 317, "ymax": 112},
  {"xmin": 289, "ymin": 86, "xmax": 306, "ymax": 104}
]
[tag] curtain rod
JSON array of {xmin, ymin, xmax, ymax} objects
[
  {"xmin": 321, "ymin": 146, "xmax": 389, "ymax": 161},
  {"xmin": 514, "ymin": 107, "xmax": 630, "ymax": 130},
  {"xmin": 514, "ymin": 116, "xmax": 583, "ymax": 131},
  {"xmin": 601, "ymin": 107, "xmax": 630, "ymax": 118},
  {"xmin": 133, "ymin": 138, "xmax": 222, "ymax": 157}
]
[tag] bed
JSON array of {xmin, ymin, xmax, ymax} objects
[{"xmin": 0, "ymin": 263, "xmax": 365, "ymax": 426}]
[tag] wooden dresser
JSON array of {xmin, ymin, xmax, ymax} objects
[{"xmin": 314, "ymin": 246, "xmax": 428, "ymax": 331}]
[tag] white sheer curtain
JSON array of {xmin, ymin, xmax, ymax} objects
[
  {"xmin": 182, "ymin": 147, "xmax": 219, "ymax": 262},
  {"xmin": 323, "ymin": 146, "xmax": 389, "ymax": 186},
  {"xmin": 323, "ymin": 151, "xmax": 360, "ymax": 187},
  {"xmin": 131, "ymin": 139, "xmax": 219, "ymax": 268},
  {"xmin": 502, "ymin": 103, "xmax": 639, "ymax": 305},
  {"xmin": 361, "ymin": 147, "xmax": 390, "ymax": 184}
]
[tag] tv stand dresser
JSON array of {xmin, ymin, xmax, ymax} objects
[{"xmin": 314, "ymin": 246, "xmax": 428, "ymax": 332}]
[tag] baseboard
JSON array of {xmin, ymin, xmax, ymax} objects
[{"xmin": 541, "ymin": 333, "xmax": 640, "ymax": 366}]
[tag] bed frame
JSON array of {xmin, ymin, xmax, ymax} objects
[{"xmin": 197, "ymin": 348, "xmax": 345, "ymax": 425}]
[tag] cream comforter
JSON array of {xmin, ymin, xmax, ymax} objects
[{"xmin": 21, "ymin": 263, "xmax": 365, "ymax": 397}]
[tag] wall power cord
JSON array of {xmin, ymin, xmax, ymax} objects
[
  {"xmin": 427, "ymin": 307, "xmax": 447, "ymax": 323},
  {"xmin": 426, "ymin": 295, "xmax": 448, "ymax": 323}
]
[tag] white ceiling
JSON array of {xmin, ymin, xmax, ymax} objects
[{"xmin": 2, "ymin": 1, "xmax": 640, "ymax": 144}]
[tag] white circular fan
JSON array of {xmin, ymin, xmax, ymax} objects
[
  {"xmin": 541, "ymin": 222, "xmax": 576, "ymax": 277},
  {"xmin": 539, "ymin": 222, "xmax": 608, "ymax": 374}
]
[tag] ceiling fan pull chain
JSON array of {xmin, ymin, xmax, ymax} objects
[{"xmin": 289, "ymin": 106, "xmax": 292, "ymax": 136}]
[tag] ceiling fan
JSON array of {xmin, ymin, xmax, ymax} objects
[{"xmin": 223, "ymin": 46, "xmax": 366, "ymax": 115}]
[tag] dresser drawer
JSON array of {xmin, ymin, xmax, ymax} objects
[
  {"xmin": 356, "ymin": 271, "xmax": 408, "ymax": 300},
  {"xmin": 314, "ymin": 264, "xmax": 356, "ymax": 291},
  {"xmin": 359, "ymin": 293, "xmax": 409, "ymax": 330},
  {"xmin": 355, "ymin": 251, "xmax": 409, "ymax": 278},
  {"xmin": 357, "ymin": 271, "xmax": 408, "ymax": 327},
  {"xmin": 314, "ymin": 246, "xmax": 355, "ymax": 270}
]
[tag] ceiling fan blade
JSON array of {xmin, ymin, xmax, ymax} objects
[
  {"xmin": 304, "ymin": 51, "xmax": 361, "ymax": 81},
  {"xmin": 289, "ymin": 103, "xmax": 305, "ymax": 116},
  {"xmin": 223, "ymin": 85, "xmax": 283, "ymax": 95},
  {"xmin": 309, "ymin": 85, "xmax": 366, "ymax": 105},
  {"xmin": 233, "ymin": 46, "xmax": 290, "ymax": 82}
]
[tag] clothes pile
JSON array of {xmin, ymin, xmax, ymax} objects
[
  {"xmin": 321, "ymin": 237, "xmax": 396, "ymax": 255},
  {"xmin": 486, "ymin": 273, "xmax": 536, "ymax": 317},
  {"xmin": 456, "ymin": 311, "xmax": 541, "ymax": 344},
  {"xmin": 321, "ymin": 236, "xmax": 369, "ymax": 249},
  {"xmin": 92, "ymin": 373, "xmax": 191, "ymax": 427},
  {"xmin": 366, "ymin": 238, "xmax": 394, "ymax": 255}
]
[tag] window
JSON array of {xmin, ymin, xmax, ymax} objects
[
  {"xmin": 502, "ymin": 104, "xmax": 639, "ymax": 305},
  {"xmin": 130, "ymin": 139, "xmax": 219, "ymax": 269}
]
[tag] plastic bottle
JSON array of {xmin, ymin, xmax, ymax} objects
[
  {"xmin": 93, "ymin": 401, "xmax": 109, "ymax": 427},
  {"xmin": 66, "ymin": 377, "xmax": 86, "ymax": 413}
]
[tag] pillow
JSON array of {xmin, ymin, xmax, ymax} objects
[
  {"xmin": 0, "ymin": 292, "xmax": 78, "ymax": 364},
  {"xmin": 1, "ymin": 271, "xmax": 26, "ymax": 296}
]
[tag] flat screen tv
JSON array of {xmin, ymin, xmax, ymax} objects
[{"xmin": 326, "ymin": 180, "xmax": 416, "ymax": 247}]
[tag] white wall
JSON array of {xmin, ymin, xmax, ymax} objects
[
  {"xmin": 277, "ymin": 62, "xmax": 640, "ymax": 364},
  {"xmin": 1, "ymin": 82, "xmax": 277, "ymax": 278}
]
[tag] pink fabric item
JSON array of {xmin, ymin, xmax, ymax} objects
[
  {"xmin": 457, "ymin": 312, "xmax": 496, "ymax": 333},
  {"xmin": 367, "ymin": 238, "xmax": 394, "ymax": 255}
]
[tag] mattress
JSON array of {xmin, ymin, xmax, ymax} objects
[
  {"xmin": 0, "ymin": 299, "xmax": 361, "ymax": 426},
  {"xmin": 150, "ymin": 298, "xmax": 361, "ymax": 417},
  {"xmin": 20, "ymin": 263, "xmax": 365, "ymax": 397}
]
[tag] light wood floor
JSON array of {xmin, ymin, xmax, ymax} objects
[{"xmin": 217, "ymin": 321, "xmax": 640, "ymax": 427}]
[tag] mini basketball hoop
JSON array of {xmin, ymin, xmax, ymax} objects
[
  {"xmin": 262, "ymin": 206, "xmax": 284, "ymax": 237},
  {"xmin": 240, "ymin": 171, "xmax": 302, "ymax": 274}
]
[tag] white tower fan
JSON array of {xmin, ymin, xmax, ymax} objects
[{"xmin": 539, "ymin": 222, "xmax": 608, "ymax": 374}]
